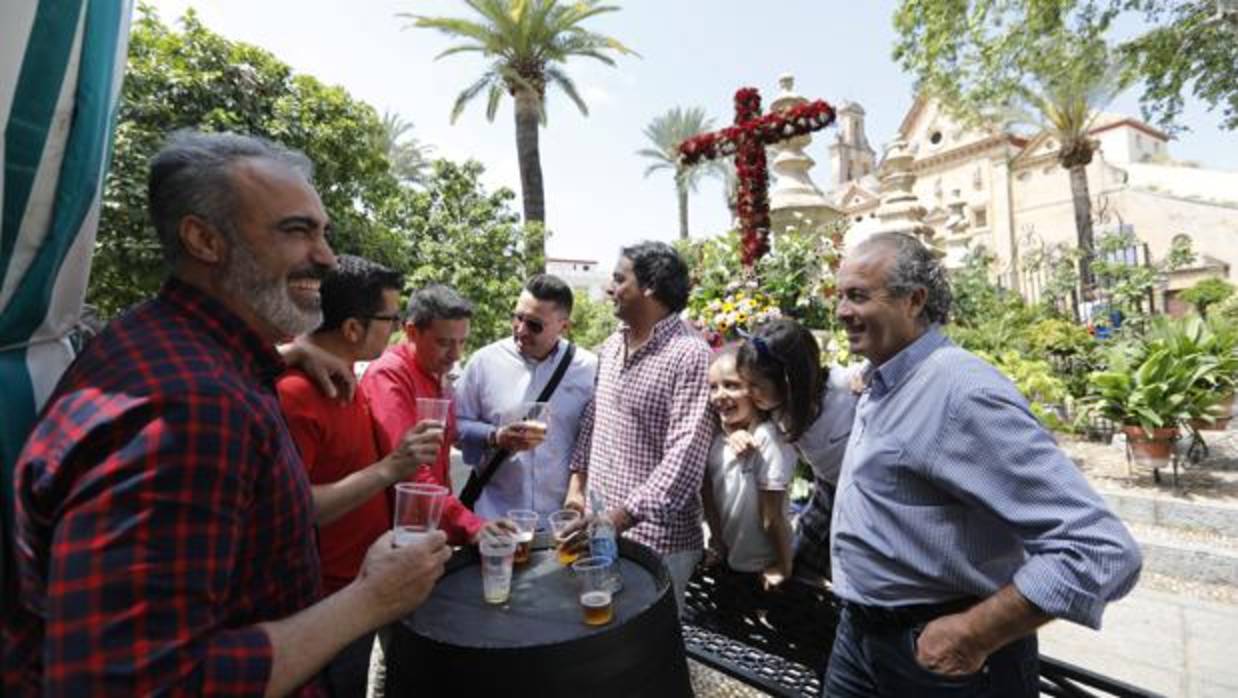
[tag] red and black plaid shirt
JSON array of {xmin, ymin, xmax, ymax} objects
[{"xmin": 4, "ymin": 278, "xmax": 323, "ymax": 697}]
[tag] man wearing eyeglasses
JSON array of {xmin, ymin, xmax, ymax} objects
[
  {"xmin": 276, "ymin": 254, "xmax": 445, "ymax": 696},
  {"xmin": 453, "ymin": 275, "xmax": 598, "ymax": 521}
]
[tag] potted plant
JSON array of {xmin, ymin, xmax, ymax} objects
[
  {"xmin": 1087, "ymin": 340, "xmax": 1216, "ymax": 468},
  {"xmin": 1197, "ymin": 317, "xmax": 1238, "ymax": 429},
  {"xmin": 1145, "ymin": 316, "xmax": 1237, "ymax": 431}
]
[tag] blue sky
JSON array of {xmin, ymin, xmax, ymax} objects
[{"xmin": 145, "ymin": 0, "xmax": 1238, "ymax": 270}]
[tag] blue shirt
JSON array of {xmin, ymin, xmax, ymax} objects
[
  {"xmin": 454, "ymin": 338, "xmax": 597, "ymax": 519},
  {"xmin": 830, "ymin": 326, "xmax": 1141, "ymax": 629}
]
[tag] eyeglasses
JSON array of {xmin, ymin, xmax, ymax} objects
[{"xmin": 511, "ymin": 312, "xmax": 545, "ymax": 335}]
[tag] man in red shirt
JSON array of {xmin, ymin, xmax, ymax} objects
[
  {"xmin": 278, "ymin": 255, "xmax": 474, "ymax": 696},
  {"xmin": 361, "ymin": 284, "xmax": 488, "ymax": 544}
]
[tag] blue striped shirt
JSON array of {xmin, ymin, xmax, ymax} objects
[{"xmin": 830, "ymin": 327, "xmax": 1141, "ymax": 629}]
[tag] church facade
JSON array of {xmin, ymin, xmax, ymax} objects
[{"xmin": 826, "ymin": 96, "xmax": 1238, "ymax": 301}]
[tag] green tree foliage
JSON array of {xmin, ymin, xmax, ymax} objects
[
  {"xmin": 405, "ymin": 0, "xmax": 636, "ymax": 262},
  {"xmin": 893, "ymin": 1, "xmax": 1238, "ymax": 134},
  {"xmin": 93, "ymin": 7, "xmax": 405, "ymax": 317},
  {"xmin": 379, "ymin": 159, "xmax": 542, "ymax": 351},
  {"xmin": 636, "ymin": 107, "xmax": 723, "ymax": 239},
  {"xmin": 92, "ymin": 9, "xmax": 539, "ymax": 354},
  {"xmin": 379, "ymin": 110, "xmax": 433, "ymax": 185},
  {"xmin": 949, "ymin": 247, "xmax": 1008, "ymax": 327},
  {"xmin": 567, "ymin": 293, "xmax": 618, "ymax": 351},
  {"xmin": 1117, "ymin": 1, "xmax": 1238, "ymax": 132},
  {"xmin": 1180, "ymin": 277, "xmax": 1236, "ymax": 317}
]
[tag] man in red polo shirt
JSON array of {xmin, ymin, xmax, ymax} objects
[
  {"xmin": 278, "ymin": 256, "xmax": 455, "ymax": 696},
  {"xmin": 361, "ymin": 284, "xmax": 488, "ymax": 544}
]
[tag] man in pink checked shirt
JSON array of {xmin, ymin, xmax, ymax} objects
[{"xmin": 565, "ymin": 241, "xmax": 714, "ymax": 610}]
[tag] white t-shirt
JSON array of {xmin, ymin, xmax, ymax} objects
[{"xmin": 706, "ymin": 421, "xmax": 797, "ymax": 573}]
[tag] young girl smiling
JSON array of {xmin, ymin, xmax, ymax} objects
[{"xmin": 701, "ymin": 345, "xmax": 797, "ymax": 590}]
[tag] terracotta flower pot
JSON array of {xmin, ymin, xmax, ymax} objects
[
  {"xmin": 1123, "ymin": 425, "xmax": 1177, "ymax": 468},
  {"xmin": 1189, "ymin": 393, "xmax": 1235, "ymax": 431}
]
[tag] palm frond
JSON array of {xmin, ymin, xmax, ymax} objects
[
  {"xmin": 412, "ymin": 0, "xmax": 634, "ymax": 128},
  {"xmin": 485, "ymin": 82, "xmax": 505, "ymax": 122},
  {"xmin": 435, "ymin": 44, "xmax": 488, "ymax": 60},
  {"xmin": 410, "ymin": 16, "xmax": 496, "ymax": 45},
  {"xmin": 642, "ymin": 162, "xmax": 672, "ymax": 178},
  {"xmin": 451, "ymin": 70, "xmax": 500, "ymax": 123},
  {"xmin": 545, "ymin": 66, "xmax": 588, "ymax": 116}
]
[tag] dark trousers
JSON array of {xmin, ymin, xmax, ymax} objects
[
  {"xmin": 823, "ymin": 606, "xmax": 1039, "ymax": 697},
  {"xmin": 325, "ymin": 631, "xmax": 375, "ymax": 698}
]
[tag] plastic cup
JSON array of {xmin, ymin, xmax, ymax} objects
[
  {"xmin": 415, "ymin": 397, "xmax": 451, "ymax": 460},
  {"xmin": 506, "ymin": 509, "xmax": 539, "ymax": 565},
  {"xmin": 572, "ymin": 556, "xmax": 615, "ymax": 626},
  {"xmin": 416, "ymin": 397, "xmax": 451, "ymax": 423},
  {"xmin": 501, "ymin": 402, "xmax": 550, "ymax": 450},
  {"xmin": 549, "ymin": 509, "xmax": 582, "ymax": 566},
  {"xmin": 393, "ymin": 483, "xmax": 447, "ymax": 547},
  {"xmin": 480, "ymin": 533, "xmax": 517, "ymax": 605}
]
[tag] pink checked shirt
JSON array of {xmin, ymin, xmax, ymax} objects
[{"xmin": 570, "ymin": 314, "xmax": 714, "ymax": 555}]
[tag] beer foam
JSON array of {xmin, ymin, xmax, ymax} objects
[{"xmin": 580, "ymin": 590, "xmax": 612, "ymax": 607}]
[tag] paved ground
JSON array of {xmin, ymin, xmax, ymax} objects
[{"xmin": 1040, "ymin": 583, "xmax": 1238, "ymax": 698}]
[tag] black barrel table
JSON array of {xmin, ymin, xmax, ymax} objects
[{"xmin": 385, "ymin": 538, "xmax": 692, "ymax": 697}]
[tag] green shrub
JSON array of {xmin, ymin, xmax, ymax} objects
[
  {"xmin": 1180, "ymin": 277, "xmax": 1235, "ymax": 317},
  {"xmin": 568, "ymin": 293, "xmax": 618, "ymax": 351},
  {"xmin": 977, "ymin": 350, "xmax": 1071, "ymax": 430}
]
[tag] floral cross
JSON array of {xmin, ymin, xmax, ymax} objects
[{"xmin": 678, "ymin": 87, "xmax": 835, "ymax": 267}]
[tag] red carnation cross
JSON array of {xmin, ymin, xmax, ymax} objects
[{"xmin": 679, "ymin": 87, "xmax": 836, "ymax": 267}]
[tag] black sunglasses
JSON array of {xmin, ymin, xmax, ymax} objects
[{"xmin": 511, "ymin": 312, "xmax": 545, "ymax": 335}]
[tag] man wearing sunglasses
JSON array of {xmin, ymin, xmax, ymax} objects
[{"xmin": 454, "ymin": 275, "xmax": 598, "ymax": 520}]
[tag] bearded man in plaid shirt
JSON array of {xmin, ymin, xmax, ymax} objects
[
  {"xmin": 565, "ymin": 241, "xmax": 714, "ymax": 609},
  {"xmin": 4, "ymin": 131, "xmax": 450, "ymax": 696}
]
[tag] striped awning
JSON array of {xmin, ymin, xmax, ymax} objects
[{"xmin": 1, "ymin": 1, "xmax": 133, "ymax": 593}]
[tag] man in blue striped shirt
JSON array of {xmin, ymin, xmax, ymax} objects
[{"xmin": 825, "ymin": 232, "xmax": 1142, "ymax": 697}]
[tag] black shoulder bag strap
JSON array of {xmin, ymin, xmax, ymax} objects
[{"xmin": 460, "ymin": 342, "xmax": 576, "ymax": 510}]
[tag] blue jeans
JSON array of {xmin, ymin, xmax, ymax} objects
[{"xmin": 823, "ymin": 607, "xmax": 1039, "ymax": 697}]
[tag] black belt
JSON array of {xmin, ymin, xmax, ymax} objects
[{"xmin": 843, "ymin": 597, "xmax": 977, "ymax": 630}]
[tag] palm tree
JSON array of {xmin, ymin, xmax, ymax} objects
[
  {"xmin": 1005, "ymin": 38, "xmax": 1125, "ymax": 290},
  {"xmin": 404, "ymin": 0, "xmax": 635, "ymax": 266},
  {"xmin": 379, "ymin": 110, "xmax": 433, "ymax": 185},
  {"xmin": 636, "ymin": 107, "xmax": 725, "ymax": 239}
]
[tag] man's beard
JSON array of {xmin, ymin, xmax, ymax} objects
[{"xmin": 220, "ymin": 238, "xmax": 325, "ymax": 338}]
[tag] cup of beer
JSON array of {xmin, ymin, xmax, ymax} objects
[
  {"xmin": 548, "ymin": 509, "xmax": 582, "ymax": 565},
  {"xmin": 506, "ymin": 509, "xmax": 539, "ymax": 565},
  {"xmin": 500, "ymin": 402, "xmax": 550, "ymax": 452},
  {"xmin": 392, "ymin": 483, "xmax": 448, "ymax": 547},
  {"xmin": 479, "ymin": 532, "xmax": 517, "ymax": 605},
  {"xmin": 572, "ymin": 556, "xmax": 615, "ymax": 626}
]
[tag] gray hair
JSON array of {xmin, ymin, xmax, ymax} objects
[
  {"xmin": 148, "ymin": 130, "xmax": 314, "ymax": 266},
  {"xmin": 856, "ymin": 232, "xmax": 952, "ymax": 325},
  {"xmin": 405, "ymin": 284, "xmax": 473, "ymax": 328}
]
